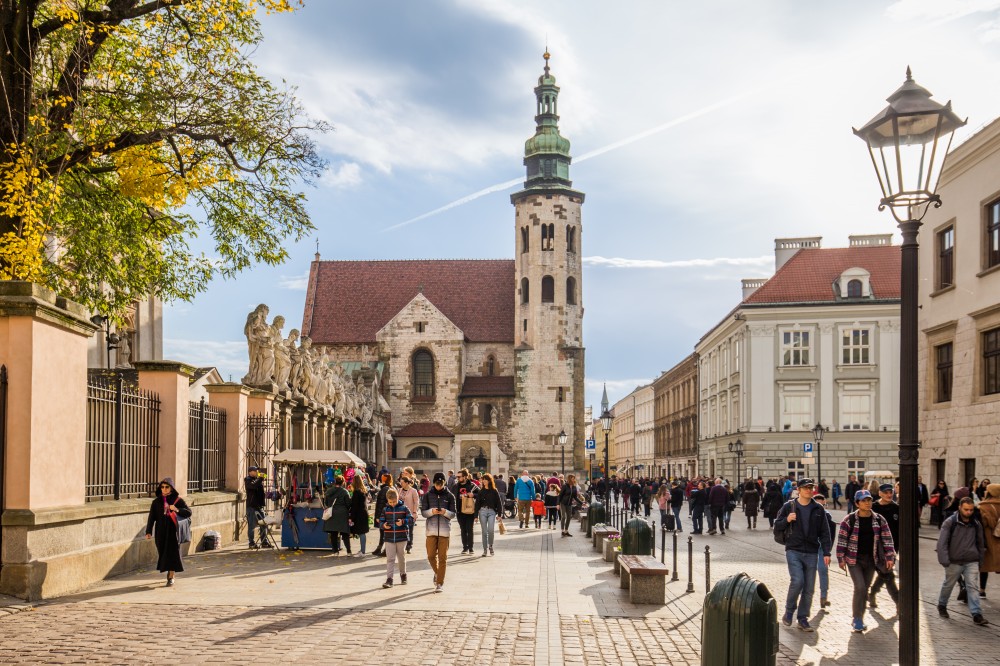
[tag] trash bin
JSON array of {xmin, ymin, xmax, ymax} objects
[
  {"xmin": 621, "ymin": 517, "xmax": 653, "ymax": 556},
  {"xmin": 587, "ymin": 500, "xmax": 606, "ymax": 537},
  {"xmin": 701, "ymin": 572, "xmax": 778, "ymax": 666}
]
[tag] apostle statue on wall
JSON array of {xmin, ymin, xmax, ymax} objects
[{"xmin": 242, "ymin": 304, "xmax": 273, "ymax": 385}]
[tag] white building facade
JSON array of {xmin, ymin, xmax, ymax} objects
[{"xmin": 633, "ymin": 385, "xmax": 655, "ymax": 476}]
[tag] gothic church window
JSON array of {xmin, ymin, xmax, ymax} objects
[
  {"xmin": 566, "ymin": 226, "xmax": 576, "ymax": 253},
  {"xmin": 541, "ymin": 224, "xmax": 555, "ymax": 251},
  {"xmin": 521, "ymin": 277, "xmax": 529, "ymax": 304},
  {"xmin": 486, "ymin": 355, "xmax": 496, "ymax": 376},
  {"xmin": 566, "ymin": 276, "xmax": 577, "ymax": 305},
  {"xmin": 521, "ymin": 227, "xmax": 529, "ymax": 254},
  {"xmin": 541, "ymin": 275, "xmax": 555, "ymax": 303},
  {"xmin": 412, "ymin": 349, "xmax": 434, "ymax": 400}
]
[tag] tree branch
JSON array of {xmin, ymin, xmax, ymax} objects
[{"xmin": 35, "ymin": 0, "xmax": 194, "ymax": 38}]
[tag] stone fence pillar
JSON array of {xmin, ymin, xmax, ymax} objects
[
  {"xmin": 205, "ymin": 383, "xmax": 250, "ymax": 493},
  {"xmin": 135, "ymin": 361, "xmax": 194, "ymax": 493}
]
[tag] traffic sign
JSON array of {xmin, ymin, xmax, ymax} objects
[
  {"xmin": 803, "ymin": 442, "xmax": 813, "ymax": 454},
  {"xmin": 800, "ymin": 457, "xmax": 813, "ymax": 466},
  {"xmin": 585, "ymin": 439, "xmax": 596, "ymax": 452}
]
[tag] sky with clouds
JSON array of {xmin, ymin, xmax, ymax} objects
[{"xmin": 165, "ymin": 0, "xmax": 1000, "ymax": 411}]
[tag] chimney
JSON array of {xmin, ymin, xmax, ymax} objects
[
  {"xmin": 774, "ymin": 236, "xmax": 822, "ymax": 271},
  {"xmin": 741, "ymin": 278, "xmax": 767, "ymax": 300},
  {"xmin": 848, "ymin": 234, "xmax": 893, "ymax": 247}
]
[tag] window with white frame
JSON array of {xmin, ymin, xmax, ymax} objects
[
  {"xmin": 840, "ymin": 391, "xmax": 872, "ymax": 430},
  {"xmin": 781, "ymin": 329, "xmax": 811, "ymax": 366},
  {"xmin": 782, "ymin": 394, "xmax": 812, "ymax": 430},
  {"xmin": 787, "ymin": 461, "xmax": 805, "ymax": 480},
  {"xmin": 722, "ymin": 343, "xmax": 728, "ymax": 377},
  {"xmin": 847, "ymin": 460, "xmax": 866, "ymax": 477},
  {"xmin": 734, "ymin": 338, "xmax": 740, "ymax": 375},
  {"xmin": 841, "ymin": 328, "xmax": 872, "ymax": 365}
]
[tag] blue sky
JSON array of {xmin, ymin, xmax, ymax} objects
[{"xmin": 164, "ymin": 0, "xmax": 1000, "ymax": 410}]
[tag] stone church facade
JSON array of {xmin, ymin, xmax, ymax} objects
[{"xmin": 300, "ymin": 54, "xmax": 585, "ymax": 476}]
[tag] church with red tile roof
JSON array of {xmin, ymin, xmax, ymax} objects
[{"xmin": 301, "ymin": 54, "xmax": 585, "ymax": 476}]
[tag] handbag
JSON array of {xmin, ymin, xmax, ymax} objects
[
  {"xmin": 928, "ymin": 494, "xmax": 940, "ymax": 507},
  {"xmin": 176, "ymin": 515, "xmax": 191, "ymax": 545},
  {"xmin": 322, "ymin": 496, "xmax": 337, "ymax": 521},
  {"xmin": 461, "ymin": 493, "xmax": 476, "ymax": 515}
]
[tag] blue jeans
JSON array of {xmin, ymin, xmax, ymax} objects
[
  {"xmin": 939, "ymin": 562, "xmax": 982, "ymax": 616},
  {"xmin": 672, "ymin": 507, "xmax": 683, "ymax": 531},
  {"xmin": 247, "ymin": 507, "xmax": 266, "ymax": 546},
  {"xmin": 785, "ymin": 549, "xmax": 819, "ymax": 619},
  {"xmin": 479, "ymin": 508, "xmax": 497, "ymax": 551},
  {"xmin": 816, "ymin": 549, "xmax": 829, "ymax": 598}
]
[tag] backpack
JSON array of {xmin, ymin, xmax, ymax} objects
[{"xmin": 773, "ymin": 501, "xmax": 799, "ymax": 545}]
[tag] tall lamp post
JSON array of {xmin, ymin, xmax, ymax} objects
[
  {"xmin": 89, "ymin": 315, "xmax": 120, "ymax": 370},
  {"xmin": 811, "ymin": 423, "xmax": 825, "ymax": 489},
  {"xmin": 600, "ymin": 407, "xmax": 612, "ymax": 512},
  {"xmin": 854, "ymin": 68, "xmax": 965, "ymax": 666},
  {"xmin": 558, "ymin": 429, "xmax": 567, "ymax": 475},
  {"xmin": 728, "ymin": 438, "xmax": 744, "ymax": 481}
]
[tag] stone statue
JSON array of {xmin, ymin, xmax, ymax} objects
[
  {"xmin": 359, "ymin": 379, "xmax": 374, "ymax": 428},
  {"xmin": 241, "ymin": 304, "xmax": 269, "ymax": 384},
  {"xmin": 270, "ymin": 316, "xmax": 290, "ymax": 389},
  {"xmin": 489, "ymin": 405, "xmax": 497, "ymax": 427},
  {"xmin": 470, "ymin": 400, "xmax": 479, "ymax": 423},
  {"xmin": 276, "ymin": 328, "xmax": 299, "ymax": 391},
  {"xmin": 115, "ymin": 330, "xmax": 133, "ymax": 369},
  {"xmin": 296, "ymin": 337, "xmax": 314, "ymax": 399}
]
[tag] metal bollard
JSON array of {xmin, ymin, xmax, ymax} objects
[
  {"xmin": 671, "ymin": 529, "xmax": 679, "ymax": 582},
  {"xmin": 686, "ymin": 536, "xmax": 694, "ymax": 593},
  {"xmin": 651, "ymin": 520, "xmax": 656, "ymax": 556},
  {"xmin": 661, "ymin": 525, "xmax": 667, "ymax": 564},
  {"xmin": 705, "ymin": 545, "xmax": 711, "ymax": 592}
]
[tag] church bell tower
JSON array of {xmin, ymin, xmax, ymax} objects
[{"xmin": 510, "ymin": 51, "xmax": 586, "ymax": 472}]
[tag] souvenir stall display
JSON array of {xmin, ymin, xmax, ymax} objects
[{"xmin": 271, "ymin": 450, "xmax": 367, "ymax": 549}]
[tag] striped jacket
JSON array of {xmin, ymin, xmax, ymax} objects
[
  {"xmin": 835, "ymin": 511, "xmax": 896, "ymax": 569},
  {"xmin": 379, "ymin": 501, "xmax": 413, "ymax": 543}
]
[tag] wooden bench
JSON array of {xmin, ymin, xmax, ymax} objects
[
  {"xmin": 618, "ymin": 554, "xmax": 670, "ymax": 604},
  {"xmin": 592, "ymin": 526, "xmax": 616, "ymax": 550}
]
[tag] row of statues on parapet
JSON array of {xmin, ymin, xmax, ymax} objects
[{"xmin": 241, "ymin": 304, "xmax": 375, "ymax": 427}]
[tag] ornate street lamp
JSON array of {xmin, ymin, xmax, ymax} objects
[
  {"xmin": 558, "ymin": 429, "xmax": 568, "ymax": 475},
  {"xmin": 728, "ymin": 438, "xmax": 744, "ymax": 481},
  {"xmin": 854, "ymin": 68, "xmax": 965, "ymax": 666},
  {"xmin": 600, "ymin": 406, "xmax": 613, "ymax": 511},
  {"xmin": 811, "ymin": 423, "xmax": 825, "ymax": 489},
  {"xmin": 89, "ymin": 314, "xmax": 120, "ymax": 370}
]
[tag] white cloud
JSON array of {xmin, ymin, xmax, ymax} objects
[
  {"xmin": 278, "ymin": 273, "xmax": 309, "ymax": 290},
  {"xmin": 886, "ymin": 0, "xmax": 1000, "ymax": 21},
  {"xmin": 583, "ymin": 255, "xmax": 772, "ymax": 270},
  {"xmin": 164, "ymin": 339, "xmax": 248, "ymax": 381},
  {"xmin": 321, "ymin": 162, "xmax": 363, "ymax": 189}
]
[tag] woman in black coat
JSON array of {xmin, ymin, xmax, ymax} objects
[
  {"xmin": 145, "ymin": 477, "xmax": 191, "ymax": 586},
  {"xmin": 761, "ymin": 485, "xmax": 783, "ymax": 528},
  {"xmin": 929, "ymin": 481, "xmax": 950, "ymax": 528},
  {"xmin": 349, "ymin": 475, "xmax": 370, "ymax": 556},
  {"xmin": 742, "ymin": 480, "xmax": 762, "ymax": 529},
  {"xmin": 323, "ymin": 475, "xmax": 352, "ymax": 555}
]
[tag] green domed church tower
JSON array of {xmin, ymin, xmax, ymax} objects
[{"xmin": 510, "ymin": 52, "xmax": 586, "ymax": 473}]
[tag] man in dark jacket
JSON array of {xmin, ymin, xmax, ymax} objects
[
  {"xmin": 845, "ymin": 475, "xmax": 861, "ymax": 514},
  {"xmin": 936, "ymin": 497, "xmax": 988, "ymax": 625},
  {"xmin": 244, "ymin": 467, "xmax": 268, "ymax": 549},
  {"xmin": 708, "ymin": 478, "xmax": 729, "ymax": 535},
  {"xmin": 669, "ymin": 480, "xmax": 685, "ymax": 532},
  {"xmin": 774, "ymin": 479, "xmax": 832, "ymax": 631},
  {"xmin": 421, "ymin": 472, "xmax": 457, "ymax": 592},
  {"xmin": 689, "ymin": 481, "xmax": 707, "ymax": 534},
  {"xmin": 453, "ymin": 468, "xmax": 479, "ymax": 553},
  {"xmin": 869, "ymin": 483, "xmax": 900, "ymax": 609}
]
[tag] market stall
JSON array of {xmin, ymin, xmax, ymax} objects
[{"xmin": 272, "ymin": 450, "xmax": 367, "ymax": 549}]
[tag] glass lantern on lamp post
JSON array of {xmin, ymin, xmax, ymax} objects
[
  {"xmin": 558, "ymin": 429, "xmax": 567, "ymax": 476},
  {"xmin": 854, "ymin": 68, "xmax": 965, "ymax": 666},
  {"xmin": 811, "ymin": 423, "xmax": 825, "ymax": 491}
]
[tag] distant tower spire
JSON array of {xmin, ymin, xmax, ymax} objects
[
  {"xmin": 314, "ymin": 238, "xmax": 321, "ymax": 261},
  {"xmin": 601, "ymin": 383, "xmax": 609, "ymax": 414}
]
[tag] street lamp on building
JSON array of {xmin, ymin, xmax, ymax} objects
[
  {"xmin": 558, "ymin": 429, "xmax": 568, "ymax": 475},
  {"xmin": 600, "ymin": 406, "xmax": 613, "ymax": 512},
  {"xmin": 811, "ymin": 423, "xmax": 825, "ymax": 489},
  {"xmin": 89, "ymin": 315, "xmax": 120, "ymax": 370},
  {"xmin": 854, "ymin": 68, "xmax": 965, "ymax": 666},
  {"xmin": 728, "ymin": 438, "xmax": 744, "ymax": 481},
  {"xmin": 625, "ymin": 458, "xmax": 631, "ymax": 479}
]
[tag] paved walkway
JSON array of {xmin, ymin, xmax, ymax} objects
[{"xmin": 0, "ymin": 505, "xmax": 995, "ymax": 664}]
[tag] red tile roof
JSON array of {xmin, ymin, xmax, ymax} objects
[
  {"xmin": 460, "ymin": 376, "xmax": 516, "ymax": 398},
  {"xmin": 394, "ymin": 422, "xmax": 453, "ymax": 438},
  {"xmin": 302, "ymin": 260, "xmax": 515, "ymax": 344},
  {"xmin": 744, "ymin": 246, "xmax": 900, "ymax": 305}
]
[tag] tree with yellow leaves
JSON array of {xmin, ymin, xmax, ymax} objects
[{"xmin": 0, "ymin": 0, "xmax": 326, "ymax": 315}]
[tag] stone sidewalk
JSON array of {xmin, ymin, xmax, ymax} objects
[{"xmin": 0, "ymin": 508, "xmax": 994, "ymax": 664}]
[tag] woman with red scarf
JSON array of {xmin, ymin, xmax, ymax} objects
[{"xmin": 145, "ymin": 477, "xmax": 192, "ymax": 586}]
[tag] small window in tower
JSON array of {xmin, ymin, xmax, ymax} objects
[
  {"xmin": 521, "ymin": 227, "xmax": 529, "ymax": 254},
  {"xmin": 566, "ymin": 276, "xmax": 577, "ymax": 305},
  {"xmin": 523, "ymin": 319, "xmax": 528, "ymax": 332},
  {"xmin": 415, "ymin": 321, "xmax": 426, "ymax": 333},
  {"xmin": 556, "ymin": 387, "xmax": 565, "ymax": 403},
  {"xmin": 541, "ymin": 224, "xmax": 551, "ymax": 251},
  {"xmin": 567, "ymin": 226, "xmax": 576, "ymax": 253},
  {"xmin": 541, "ymin": 275, "xmax": 555, "ymax": 303},
  {"xmin": 521, "ymin": 277, "xmax": 529, "ymax": 304},
  {"xmin": 543, "ymin": 159, "xmax": 553, "ymax": 178}
]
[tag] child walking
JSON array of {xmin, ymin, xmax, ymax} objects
[
  {"xmin": 379, "ymin": 488, "xmax": 413, "ymax": 588},
  {"xmin": 532, "ymin": 494, "xmax": 546, "ymax": 529},
  {"xmin": 545, "ymin": 484, "xmax": 560, "ymax": 529}
]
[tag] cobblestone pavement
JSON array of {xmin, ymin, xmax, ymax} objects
[{"xmin": 0, "ymin": 504, "xmax": 995, "ymax": 664}]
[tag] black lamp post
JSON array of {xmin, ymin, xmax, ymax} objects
[
  {"xmin": 625, "ymin": 458, "xmax": 630, "ymax": 480},
  {"xmin": 811, "ymin": 423, "xmax": 825, "ymax": 489},
  {"xmin": 854, "ymin": 68, "xmax": 965, "ymax": 666},
  {"xmin": 728, "ymin": 438, "xmax": 744, "ymax": 481},
  {"xmin": 89, "ymin": 315, "xmax": 120, "ymax": 370},
  {"xmin": 558, "ymin": 429, "xmax": 567, "ymax": 475},
  {"xmin": 600, "ymin": 407, "xmax": 612, "ymax": 511}
]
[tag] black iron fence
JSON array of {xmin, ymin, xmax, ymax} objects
[
  {"xmin": 86, "ymin": 373, "xmax": 161, "ymax": 501},
  {"xmin": 246, "ymin": 413, "xmax": 281, "ymax": 476},
  {"xmin": 187, "ymin": 397, "xmax": 227, "ymax": 493}
]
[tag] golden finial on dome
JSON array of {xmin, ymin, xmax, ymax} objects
[{"xmin": 543, "ymin": 50, "xmax": 550, "ymax": 61}]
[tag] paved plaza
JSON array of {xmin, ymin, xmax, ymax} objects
[{"xmin": 0, "ymin": 507, "xmax": 996, "ymax": 665}]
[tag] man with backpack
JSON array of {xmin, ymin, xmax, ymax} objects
[
  {"xmin": 936, "ymin": 496, "xmax": 989, "ymax": 625},
  {"xmin": 835, "ymin": 490, "xmax": 896, "ymax": 633},
  {"xmin": 773, "ymin": 479, "xmax": 832, "ymax": 632},
  {"xmin": 869, "ymin": 483, "xmax": 900, "ymax": 610}
]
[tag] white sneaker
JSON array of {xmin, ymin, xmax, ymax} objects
[{"xmin": 434, "ymin": 583, "xmax": 443, "ymax": 593}]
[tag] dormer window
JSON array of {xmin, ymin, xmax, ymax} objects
[{"xmin": 837, "ymin": 267, "xmax": 871, "ymax": 300}]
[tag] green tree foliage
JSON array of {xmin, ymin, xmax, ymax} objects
[{"xmin": 0, "ymin": 0, "xmax": 326, "ymax": 315}]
